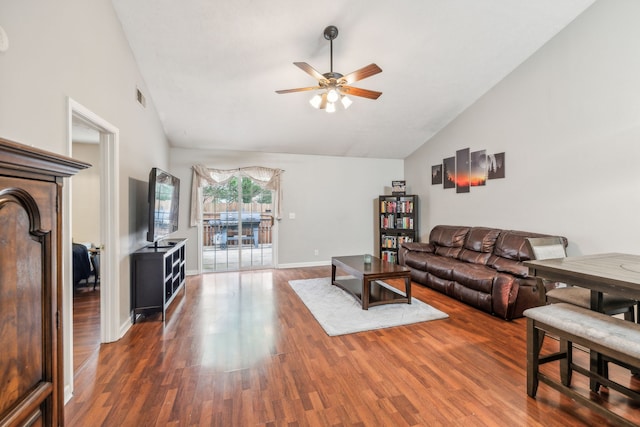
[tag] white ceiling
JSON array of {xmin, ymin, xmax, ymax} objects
[{"xmin": 111, "ymin": 0, "xmax": 595, "ymax": 159}]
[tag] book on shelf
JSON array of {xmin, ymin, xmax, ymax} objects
[
  {"xmin": 380, "ymin": 214, "xmax": 396, "ymax": 229},
  {"xmin": 381, "ymin": 235, "xmax": 398, "ymax": 249},
  {"xmin": 380, "ymin": 234, "xmax": 414, "ymax": 249},
  {"xmin": 380, "ymin": 200, "xmax": 397, "ymax": 213},
  {"xmin": 397, "ymin": 235, "xmax": 413, "ymax": 245},
  {"xmin": 394, "ymin": 217, "xmax": 414, "ymax": 229},
  {"xmin": 381, "ymin": 198, "xmax": 415, "ymax": 214},
  {"xmin": 381, "ymin": 250, "xmax": 397, "ymax": 263}
]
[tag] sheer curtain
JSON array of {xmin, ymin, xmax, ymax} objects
[{"xmin": 190, "ymin": 164, "xmax": 283, "ymax": 227}]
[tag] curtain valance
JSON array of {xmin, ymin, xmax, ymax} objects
[{"xmin": 190, "ymin": 164, "xmax": 283, "ymax": 227}]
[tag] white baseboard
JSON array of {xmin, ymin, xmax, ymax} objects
[
  {"xmin": 64, "ymin": 384, "xmax": 73, "ymax": 404},
  {"xmin": 119, "ymin": 317, "xmax": 132, "ymax": 339},
  {"xmin": 277, "ymin": 260, "xmax": 331, "ymax": 269}
]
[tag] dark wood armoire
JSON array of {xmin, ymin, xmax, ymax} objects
[{"xmin": 0, "ymin": 137, "xmax": 89, "ymax": 426}]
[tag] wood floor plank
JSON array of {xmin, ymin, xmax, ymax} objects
[
  {"xmin": 72, "ymin": 287, "xmax": 101, "ymax": 372},
  {"xmin": 65, "ymin": 267, "xmax": 640, "ymax": 426}
]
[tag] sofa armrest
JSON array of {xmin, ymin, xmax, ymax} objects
[{"xmin": 400, "ymin": 242, "xmax": 434, "ymax": 253}]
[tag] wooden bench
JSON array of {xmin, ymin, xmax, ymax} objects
[{"xmin": 524, "ymin": 303, "xmax": 640, "ymax": 427}]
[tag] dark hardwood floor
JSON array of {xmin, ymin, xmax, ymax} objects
[
  {"xmin": 72, "ymin": 286, "xmax": 101, "ymax": 373},
  {"xmin": 65, "ymin": 267, "xmax": 640, "ymax": 426}
]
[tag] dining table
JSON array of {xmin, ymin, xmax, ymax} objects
[{"xmin": 524, "ymin": 252, "xmax": 640, "ymax": 392}]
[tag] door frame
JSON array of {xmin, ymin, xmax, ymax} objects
[{"xmin": 64, "ymin": 98, "xmax": 120, "ymax": 401}]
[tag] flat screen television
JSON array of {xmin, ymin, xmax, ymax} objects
[{"xmin": 147, "ymin": 167, "xmax": 180, "ymax": 245}]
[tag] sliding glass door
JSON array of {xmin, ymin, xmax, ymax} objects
[{"xmin": 201, "ymin": 176, "xmax": 274, "ymax": 272}]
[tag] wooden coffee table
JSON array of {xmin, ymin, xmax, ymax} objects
[{"xmin": 331, "ymin": 255, "xmax": 412, "ymax": 310}]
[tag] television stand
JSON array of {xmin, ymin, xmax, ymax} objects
[
  {"xmin": 131, "ymin": 238, "xmax": 187, "ymax": 322},
  {"xmin": 149, "ymin": 239, "xmax": 178, "ymax": 250}
]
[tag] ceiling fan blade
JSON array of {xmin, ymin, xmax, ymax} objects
[
  {"xmin": 294, "ymin": 62, "xmax": 327, "ymax": 82},
  {"xmin": 340, "ymin": 86, "xmax": 382, "ymax": 100},
  {"xmin": 340, "ymin": 63, "xmax": 382, "ymax": 84},
  {"xmin": 275, "ymin": 86, "xmax": 321, "ymax": 94},
  {"xmin": 319, "ymin": 92, "xmax": 328, "ymax": 109}
]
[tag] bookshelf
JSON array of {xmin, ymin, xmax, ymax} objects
[{"xmin": 379, "ymin": 195, "xmax": 418, "ymax": 264}]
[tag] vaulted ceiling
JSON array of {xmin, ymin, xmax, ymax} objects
[{"xmin": 111, "ymin": 0, "xmax": 595, "ymax": 159}]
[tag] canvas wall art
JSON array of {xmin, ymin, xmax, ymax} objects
[
  {"xmin": 435, "ymin": 149, "xmax": 505, "ymax": 194},
  {"xmin": 431, "ymin": 164, "xmax": 442, "ymax": 185},
  {"xmin": 470, "ymin": 150, "xmax": 487, "ymax": 187},
  {"xmin": 443, "ymin": 157, "xmax": 455, "ymax": 189},
  {"xmin": 455, "ymin": 148, "xmax": 470, "ymax": 193},
  {"xmin": 488, "ymin": 152, "xmax": 505, "ymax": 179}
]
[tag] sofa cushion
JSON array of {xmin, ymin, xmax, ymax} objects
[
  {"xmin": 493, "ymin": 230, "xmax": 545, "ymax": 261},
  {"xmin": 401, "ymin": 242, "xmax": 434, "ymax": 253},
  {"xmin": 435, "ymin": 246, "xmax": 463, "ymax": 258},
  {"xmin": 458, "ymin": 248, "xmax": 492, "ymax": 265},
  {"xmin": 427, "ymin": 273, "xmax": 455, "ymax": 296},
  {"xmin": 453, "ymin": 283, "xmax": 492, "ymax": 314},
  {"xmin": 429, "ymin": 225, "xmax": 470, "ymax": 248},
  {"xmin": 464, "ymin": 227, "xmax": 501, "ymax": 252},
  {"xmin": 487, "ymin": 255, "xmax": 529, "ymax": 277},
  {"xmin": 451, "ymin": 263, "xmax": 497, "ymax": 294},
  {"xmin": 425, "ymin": 255, "xmax": 460, "ymax": 280},
  {"xmin": 404, "ymin": 251, "xmax": 431, "ymax": 271}
]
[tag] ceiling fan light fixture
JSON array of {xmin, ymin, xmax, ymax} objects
[
  {"xmin": 326, "ymin": 88, "xmax": 339, "ymax": 103},
  {"xmin": 340, "ymin": 95, "xmax": 353, "ymax": 109},
  {"xmin": 309, "ymin": 94, "xmax": 323, "ymax": 109},
  {"xmin": 326, "ymin": 102, "xmax": 336, "ymax": 113}
]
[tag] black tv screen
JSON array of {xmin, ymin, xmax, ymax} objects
[{"xmin": 147, "ymin": 168, "xmax": 180, "ymax": 243}]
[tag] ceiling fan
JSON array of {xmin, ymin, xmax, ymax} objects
[{"xmin": 275, "ymin": 25, "xmax": 382, "ymax": 112}]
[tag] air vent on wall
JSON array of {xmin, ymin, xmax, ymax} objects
[{"xmin": 136, "ymin": 88, "xmax": 146, "ymax": 107}]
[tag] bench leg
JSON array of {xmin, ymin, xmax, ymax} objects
[
  {"xmin": 590, "ymin": 351, "xmax": 604, "ymax": 393},
  {"xmin": 527, "ymin": 318, "xmax": 540, "ymax": 397},
  {"xmin": 560, "ymin": 339, "xmax": 573, "ymax": 386}
]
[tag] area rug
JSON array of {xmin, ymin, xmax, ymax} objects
[{"xmin": 288, "ymin": 277, "xmax": 448, "ymax": 336}]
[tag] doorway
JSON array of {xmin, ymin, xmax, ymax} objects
[
  {"xmin": 70, "ymin": 136, "xmax": 101, "ymax": 372},
  {"xmin": 201, "ymin": 175, "xmax": 275, "ymax": 272},
  {"xmin": 64, "ymin": 98, "xmax": 120, "ymax": 401}
]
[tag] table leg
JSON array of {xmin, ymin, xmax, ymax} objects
[
  {"xmin": 363, "ymin": 278, "xmax": 370, "ymax": 310},
  {"xmin": 331, "ymin": 264, "xmax": 336, "ymax": 285},
  {"xmin": 405, "ymin": 276, "xmax": 411, "ymax": 304},
  {"xmin": 590, "ymin": 290, "xmax": 605, "ymax": 392}
]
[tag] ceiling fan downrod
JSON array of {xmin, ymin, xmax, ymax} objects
[{"xmin": 323, "ymin": 25, "xmax": 338, "ymax": 75}]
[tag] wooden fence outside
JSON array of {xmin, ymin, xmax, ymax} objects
[{"xmin": 202, "ymin": 202, "xmax": 273, "ymax": 247}]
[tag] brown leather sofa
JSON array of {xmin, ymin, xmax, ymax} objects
[{"xmin": 398, "ymin": 225, "xmax": 567, "ymax": 320}]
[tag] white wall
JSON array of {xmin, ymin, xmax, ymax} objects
[
  {"xmin": 405, "ymin": 0, "xmax": 640, "ymax": 256},
  {"xmin": 72, "ymin": 143, "xmax": 101, "ymax": 245},
  {"xmin": 169, "ymin": 148, "xmax": 404, "ymax": 270},
  {"xmin": 0, "ymin": 0, "xmax": 170, "ymax": 399}
]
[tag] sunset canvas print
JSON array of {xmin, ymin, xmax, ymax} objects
[
  {"xmin": 455, "ymin": 148, "xmax": 470, "ymax": 193},
  {"xmin": 443, "ymin": 157, "xmax": 455, "ymax": 189}
]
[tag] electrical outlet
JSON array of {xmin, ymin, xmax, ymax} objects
[{"xmin": 314, "ymin": 249, "xmax": 319, "ymax": 256}]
